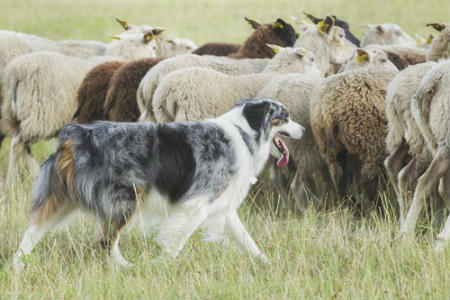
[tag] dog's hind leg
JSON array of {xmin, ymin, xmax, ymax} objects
[
  {"xmin": 156, "ymin": 201, "xmax": 209, "ymax": 258},
  {"xmin": 225, "ymin": 211, "xmax": 268, "ymax": 263},
  {"xmin": 12, "ymin": 202, "xmax": 76, "ymax": 270}
]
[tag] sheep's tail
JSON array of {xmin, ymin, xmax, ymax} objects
[
  {"xmin": 385, "ymin": 94, "xmax": 405, "ymax": 153},
  {"xmin": 411, "ymin": 93, "xmax": 436, "ymax": 153}
]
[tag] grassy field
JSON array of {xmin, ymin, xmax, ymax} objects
[{"xmin": 1, "ymin": 0, "xmax": 450, "ymax": 299}]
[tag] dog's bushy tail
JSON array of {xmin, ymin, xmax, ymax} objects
[{"xmin": 30, "ymin": 155, "xmax": 59, "ymax": 211}]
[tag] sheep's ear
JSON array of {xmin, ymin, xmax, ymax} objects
[
  {"xmin": 376, "ymin": 25, "xmax": 384, "ymax": 34},
  {"xmin": 266, "ymin": 44, "xmax": 282, "ymax": 53},
  {"xmin": 110, "ymin": 34, "xmax": 121, "ymax": 40},
  {"xmin": 272, "ymin": 18, "xmax": 287, "ymax": 29},
  {"xmin": 245, "ymin": 17, "xmax": 261, "ymax": 29},
  {"xmin": 296, "ymin": 47, "xmax": 308, "ymax": 58},
  {"xmin": 151, "ymin": 27, "xmax": 165, "ymax": 36},
  {"xmin": 296, "ymin": 32, "xmax": 300, "ymax": 39},
  {"xmin": 318, "ymin": 15, "xmax": 334, "ymax": 34},
  {"xmin": 166, "ymin": 38, "xmax": 176, "ymax": 45},
  {"xmin": 426, "ymin": 23, "xmax": 446, "ymax": 32},
  {"xmin": 355, "ymin": 48, "xmax": 369, "ymax": 65},
  {"xmin": 303, "ymin": 12, "xmax": 321, "ymax": 24},
  {"xmin": 426, "ymin": 34, "xmax": 434, "ymax": 44},
  {"xmin": 116, "ymin": 18, "xmax": 132, "ymax": 30}
]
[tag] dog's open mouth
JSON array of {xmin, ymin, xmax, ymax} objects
[{"xmin": 273, "ymin": 132, "xmax": 290, "ymax": 168}]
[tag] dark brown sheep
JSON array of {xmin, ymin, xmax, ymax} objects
[
  {"xmin": 192, "ymin": 42, "xmax": 241, "ymax": 56},
  {"xmin": 73, "ymin": 61, "xmax": 124, "ymax": 123},
  {"xmin": 104, "ymin": 58, "xmax": 162, "ymax": 122},
  {"xmin": 193, "ymin": 17, "xmax": 297, "ymax": 59}
]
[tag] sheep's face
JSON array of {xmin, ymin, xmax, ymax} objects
[
  {"xmin": 361, "ymin": 23, "xmax": 415, "ymax": 47},
  {"xmin": 343, "ymin": 48, "xmax": 397, "ymax": 71},
  {"xmin": 270, "ymin": 18, "xmax": 298, "ymax": 47},
  {"xmin": 265, "ymin": 45, "xmax": 321, "ymax": 75},
  {"xmin": 106, "ymin": 29, "xmax": 165, "ymax": 59},
  {"xmin": 328, "ymin": 26, "xmax": 356, "ymax": 64},
  {"xmin": 165, "ymin": 37, "xmax": 198, "ymax": 56}
]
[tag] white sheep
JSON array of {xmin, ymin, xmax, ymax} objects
[
  {"xmin": 365, "ymin": 44, "xmax": 427, "ymax": 70},
  {"xmin": 161, "ymin": 35, "xmax": 198, "ymax": 57},
  {"xmin": 0, "ymin": 30, "xmax": 164, "ymax": 185},
  {"xmin": 255, "ymin": 73, "xmax": 326, "ymax": 212},
  {"xmin": 426, "ymin": 23, "xmax": 450, "ymax": 62},
  {"xmin": 293, "ymin": 16, "xmax": 356, "ymax": 76},
  {"xmin": 137, "ymin": 55, "xmax": 269, "ymax": 120},
  {"xmin": 339, "ymin": 47, "xmax": 398, "ymax": 72},
  {"xmin": 384, "ymin": 62, "xmax": 437, "ymax": 225},
  {"xmin": 401, "ymin": 60, "xmax": 450, "ymax": 252},
  {"xmin": 360, "ymin": 23, "xmax": 415, "ymax": 47},
  {"xmin": 150, "ymin": 46, "xmax": 319, "ymax": 123}
]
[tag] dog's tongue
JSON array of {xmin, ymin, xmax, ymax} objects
[{"xmin": 276, "ymin": 137, "xmax": 289, "ymax": 168}]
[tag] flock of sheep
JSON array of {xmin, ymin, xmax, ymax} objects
[{"xmin": 0, "ymin": 14, "xmax": 450, "ymax": 249}]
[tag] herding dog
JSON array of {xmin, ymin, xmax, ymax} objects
[{"xmin": 13, "ymin": 99, "xmax": 304, "ymax": 268}]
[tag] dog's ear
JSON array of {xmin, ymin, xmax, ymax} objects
[{"xmin": 243, "ymin": 101, "xmax": 271, "ymax": 131}]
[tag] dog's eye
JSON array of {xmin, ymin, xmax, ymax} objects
[{"xmin": 271, "ymin": 119, "xmax": 281, "ymax": 126}]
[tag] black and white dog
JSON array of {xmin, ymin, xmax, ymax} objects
[{"xmin": 13, "ymin": 99, "xmax": 304, "ymax": 268}]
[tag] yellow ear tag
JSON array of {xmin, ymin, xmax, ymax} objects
[
  {"xmin": 145, "ymin": 34, "xmax": 154, "ymax": 42},
  {"xmin": 110, "ymin": 35, "xmax": 121, "ymax": 40},
  {"xmin": 317, "ymin": 20, "xmax": 329, "ymax": 34},
  {"xmin": 273, "ymin": 22, "xmax": 284, "ymax": 29},
  {"xmin": 415, "ymin": 37, "xmax": 424, "ymax": 46},
  {"xmin": 426, "ymin": 35, "xmax": 434, "ymax": 44},
  {"xmin": 356, "ymin": 53, "xmax": 369, "ymax": 65}
]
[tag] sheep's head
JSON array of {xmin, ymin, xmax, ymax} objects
[
  {"xmin": 426, "ymin": 23, "xmax": 450, "ymax": 61},
  {"xmin": 360, "ymin": 23, "xmax": 415, "ymax": 47},
  {"xmin": 265, "ymin": 44, "xmax": 320, "ymax": 75},
  {"xmin": 165, "ymin": 36, "xmax": 198, "ymax": 56},
  {"xmin": 106, "ymin": 29, "xmax": 165, "ymax": 59},
  {"xmin": 340, "ymin": 48, "xmax": 397, "ymax": 72},
  {"xmin": 301, "ymin": 12, "xmax": 360, "ymax": 46},
  {"xmin": 235, "ymin": 17, "xmax": 297, "ymax": 58},
  {"xmin": 115, "ymin": 17, "xmax": 160, "ymax": 35}
]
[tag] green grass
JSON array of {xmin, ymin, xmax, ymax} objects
[{"xmin": 1, "ymin": 0, "xmax": 450, "ymax": 299}]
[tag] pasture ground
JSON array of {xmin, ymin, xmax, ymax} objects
[{"xmin": 0, "ymin": 0, "xmax": 450, "ymax": 298}]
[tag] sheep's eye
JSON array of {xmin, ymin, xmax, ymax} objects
[
  {"xmin": 310, "ymin": 57, "xmax": 315, "ymax": 62},
  {"xmin": 380, "ymin": 58, "xmax": 387, "ymax": 63},
  {"xmin": 339, "ymin": 34, "xmax": 344, "ymax": 39}
]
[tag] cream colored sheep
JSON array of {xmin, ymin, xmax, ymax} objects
[{"xmin": 151, "ymin": 46, "xmax": 319, "ymax": 123}]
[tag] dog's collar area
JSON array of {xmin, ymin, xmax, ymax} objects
[{"xmin": 234, "ymin": 125, "xmax": 254, "ymax": 155}]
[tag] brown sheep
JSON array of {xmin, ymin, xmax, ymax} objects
[
  {"xmin": 310, "ymin": 66, "xmax": 398, "ymax": 204},
  {"xmin": 192, "ymin": 42, "xmax": 241, "ymax": 56},
  {"xmin": 72, "ymin": 61, "xmax": 124, "ymax": 123},
  {"xmin": 104, "ymin": 58, "xmax": 162, "ymax": 122},
  {"xmin": 193, "ymin": 17, "xmax": 297, "ymax": 59}
]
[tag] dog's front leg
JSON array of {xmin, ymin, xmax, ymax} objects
[{"xmin": 225, "ymin": 212, "xmax": 268, "ymax": 263}]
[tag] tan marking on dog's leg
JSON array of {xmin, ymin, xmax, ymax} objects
[
  {"xmin": 400, "ymin": 151, "xmax": 450, "ymax": 236},
  {"xmin": 13, "ymin": 203, "xmax": 76, "ymax": 270}
]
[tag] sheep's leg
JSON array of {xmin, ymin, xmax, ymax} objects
[
  {"xmin": 359, "ymin": 165, "xmax": 379, "ymax": 213},
  {"xmin": 397, "ymin": 157, "xmax": 427, "ymax": 227},
  {"xmin": 328, "ymin": 160, "xmax": 344, "ymax": 196},
  {"xmin": 271, "ymin": 161, "xmax": 294, "ymax": 215},
  {"xmin": 5, "ymin": 135, "xmax": 39, "ymax": 186},
  {"xmin": 384, "ymin": 140, "xmax": 409, "ymax": 196},
  {"xmin": 434, "ymin": 170, "xmax": 450, "ymax": 252},
  {"xmin": 0, "ymin": 134, "xmax": 4, "ymax": 150},
  {"xmin": 434, "ymin": 170, "xmax": 450, "ymax": 228},
  {"xmin": 400, "ymin": 150, "xmax": 450, "ymax": 236},
  {"xmin": 290, "ymin": 172, "xmax": 319, "ymax": 212}
]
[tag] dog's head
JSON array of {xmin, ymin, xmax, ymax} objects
[{"xmin": 235, "ymin": 99, "xmax": 304, "ymax": 167}]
